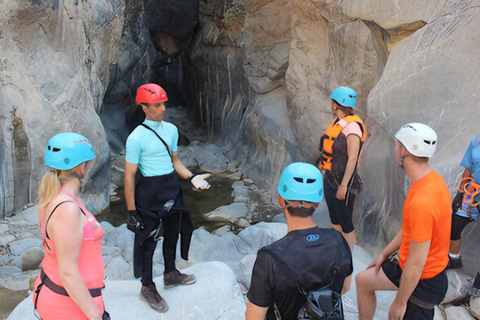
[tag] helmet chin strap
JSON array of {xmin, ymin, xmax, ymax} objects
[{"xmin": 145, "ymin": 106, "xmax": 158, "ymax": 121}]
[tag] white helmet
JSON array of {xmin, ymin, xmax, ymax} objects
[{"xmin": 395, "ymin": 123, "xmax": 437, "ymax": 158}]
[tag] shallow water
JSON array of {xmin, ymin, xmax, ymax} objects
[{"xmin": 95, "ymin": 173, "xmax": 235, "ymax": 232}]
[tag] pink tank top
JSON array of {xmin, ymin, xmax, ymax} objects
[{"xmin": 34, "ymin": 189, "xmax": 105, "ymax": 319}]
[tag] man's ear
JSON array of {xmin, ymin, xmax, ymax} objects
[
  {"xmin": 278, "ymin": 195, "xmax": 286, "ymax": 208},
  {"xmin": 401, "ymin": 144, "xmax": 410, "ymax": 157}
]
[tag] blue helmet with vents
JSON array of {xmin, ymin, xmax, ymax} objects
[
  {"xmin": 45, "ymin": 132, "xmax": 96, "ymax": 170},
  {"xmin": 277, "ymin": 162, "xmax": 324, "ymax": 203},
  {"xmin": 330, "ymin": 86, "xmax": 357, "ymax": 108}
]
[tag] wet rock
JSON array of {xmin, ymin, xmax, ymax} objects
[
  {"xmin": 442, "ymin": 270, "xmax": 472, "ymax": 304},
  {"xmin": 205, "ymin": 203, "xmax": 249, "ymax": 223},
  {"xmin": 444, "ymin": 305, "xmax": 474, "ymax": 320},
  {"xmin": 8, "ymin": 238, "xmax": 43, "ymax": 256},
  {"xmin": 470, "ymin": 296, "xmax": 480, "ymax": 319},
  {"xmin": 8, "ymin": 262, "xmax": 246, "ymax": 320}
]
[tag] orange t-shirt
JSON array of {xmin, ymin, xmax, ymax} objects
[{"xmin": 398, "ymin": 170, "xmax": 451, "ymax": 279}]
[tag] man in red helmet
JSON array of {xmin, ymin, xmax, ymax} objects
[{"xmin": 124, "ymin": 83, "xmax": 210, "ymax": 312}]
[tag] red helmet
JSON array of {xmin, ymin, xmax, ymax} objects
[{"xmin": 136, "ymin": 83, "xmax": 168, "ymax": 105}]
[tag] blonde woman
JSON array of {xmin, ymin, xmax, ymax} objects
[{"xmin": 32, "ymin": 133, "xmax": 109, "ymax": 320}]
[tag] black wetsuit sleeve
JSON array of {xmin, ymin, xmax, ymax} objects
[{"xmin": 247, "ymin": 249, "xmax": 275, "ymax": 308}]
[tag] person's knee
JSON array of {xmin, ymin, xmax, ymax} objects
[{"xmin": 355, "ymin": 270, "xmax": 370, "ymax": 291}]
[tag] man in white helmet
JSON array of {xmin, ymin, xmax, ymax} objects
[{"xmin": 355, "ymin": 123, "xmax": 451, "ymax": 320}]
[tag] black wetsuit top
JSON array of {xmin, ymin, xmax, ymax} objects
[{"xmin": 247, "ymin": 227, "xmax": 353, "ymax": 320}]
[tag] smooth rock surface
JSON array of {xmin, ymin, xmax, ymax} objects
[
  {"xmin": 205, "ymin": 203, "xmax": 249, "ymax": 223},
  {"xmin": 470, "ymin": 296, "xmax": 480, "ymax": 319},
  {"xmin": 0, "ymin": 0, "xmax": 121, "ymax": 215},
  {"xmin": 7, "ymin": 261, "xmax": 246, "ymax": 320},
  {"xmin": 8, "ymin": 238, "xmax": 43, "ymax": 256},
  {"xmin": 444, "ymin": 305, "xmax": 474, "ymax": 320},
  {"xmin": 443, "ymin": 270, "xmax": 472, "ymax": 304}
]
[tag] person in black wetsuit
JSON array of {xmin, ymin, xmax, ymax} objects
[
  {"xmin": 246, "ymin": 162, "xmax": 353, "ymax": 320},
  {"xmin": 124, "ymin": 83, "xmax": 210, "ymax": 313}
]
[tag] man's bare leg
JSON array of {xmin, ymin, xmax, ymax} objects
[{"xmin": 355, "ymin": 264, "xmax": 398, "ymax": 320}]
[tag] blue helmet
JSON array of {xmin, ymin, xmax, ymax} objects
[
  {"xmin": 277, "ymin": 162, "xmax": 324, "ymax": 203},
  {"xmin": 45, "ymin": 133, "xmax": 96, "ymax": 170},
  {"xmin": 329, "ymin": 86, "xmax": 357, "ymax": 108}
]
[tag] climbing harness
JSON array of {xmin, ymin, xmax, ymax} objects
[
  {"xmin": 458, "ymin": 177, "xmax": 480, "ymax": 207},
  {"xmin": 34, "ymin": 201, "xmax": 106, "ymax": 319}
]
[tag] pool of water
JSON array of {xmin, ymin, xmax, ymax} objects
[{"xmin": 95, "ymin": 173, "xmax": 235, "ymax": 232}]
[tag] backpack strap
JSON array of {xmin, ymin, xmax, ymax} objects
[
  {"xmin": 140, "ymin": 123, "xmax": 172, "ymax": 159},
  {"xmin": 45, "ymin": 201, "xmax": 86, "ymax": 240}
]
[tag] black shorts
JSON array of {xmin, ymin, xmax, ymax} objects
[
  {"xmin": 323, "ymin": 177, "xmax": 355, "ymax": 233},
  {"xmin": 382, "ymin": 260, "xmax": 447, "ymax": 320},
  {"xmin": 451, "ymin": 213, "xmax": 473, "ymax": 240}
]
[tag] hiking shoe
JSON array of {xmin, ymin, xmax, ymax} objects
[
  {"xmin": 140, "ymin": 285, "xmax": 169, "ymax": 313},
  {"xmin": 163, "ymin": 270, "xmax": 196, "ymax": 288},
  {"xmin": 448, "ymin": 256, "xmax": 463, "ymax": 269}
]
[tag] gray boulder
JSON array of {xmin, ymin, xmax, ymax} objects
[
  {"xmin": 442, "ymin": 270, "xmax": 472, "ymax": 304},
  {"xmin": 8, "ymin": 238, "xmax": 43, "ymax": 256},
  {"xmin": 15, "ymin": 247, "xmax": 44, "ymax": 272},
  {"xmin": 10, "ymin": 206, "xmax": 38, "ymax": 226},
  {"xmin": 359, "ymin": 3, "xmax": 480, "ymax": 252},
  {"xmin": 205, "ymin": 203, "xmax": 249, "ymax": 223},
  {"xmin": 237, "ymin": 222, "xmax": 287, "ymax": 253}
]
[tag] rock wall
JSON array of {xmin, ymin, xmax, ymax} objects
[
  {"xmin": 2, "ymin": 0, "xmax": 480, "ymax": 266},
  {"xmin": 187, "ymin": 0, "xmax": 480, "ymax": 258},
  {"xmin": 0, "ymin": 0, "xmax": 124, "ymax": 215}
]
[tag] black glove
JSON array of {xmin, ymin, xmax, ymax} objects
[
  {"xmin": 452, "ymin": 191, "xmax": 464, "ymax": 213},
  {"xmin": 127, "ymin": 210, "xmax": 144, "ymax": 232}
]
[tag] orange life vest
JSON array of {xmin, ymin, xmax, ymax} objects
[{"xmin": 318, "ymin": 114, "xmax": 367, "ymax": 173}]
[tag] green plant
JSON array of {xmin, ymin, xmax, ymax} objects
[{"xmin": 222, "ymin": 0, "xmax": 245, "ymax": 26}]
